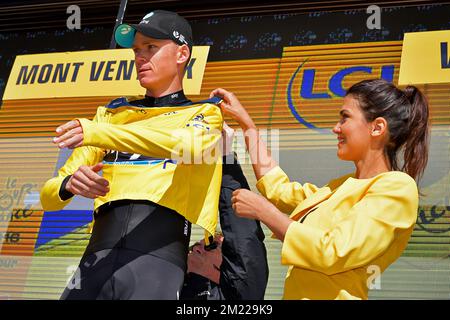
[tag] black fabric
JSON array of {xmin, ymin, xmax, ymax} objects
[
  {"xmin": 61, "ymin": 200, "xmax": 191, "ymax": 300},
  {"xmin": 89, "ymin": 200, "xmax": 191, "ymax": 269},
  {"xmin": 181, "ymin": 153, "xmax": 269, "ymax": 300},
  {"xmin": 181, "ymin": 273, "xmax": 224, "ymax": 300},
  {"xmin": 61, "ymin": 248, "xmax": 186, "ymax": 300},
  {"xmin": 120, "ymin": 10, "xmax": 193, "ymax": 50},
  {"xmin": 59, "ymin": 175, "xmax": 74, "ymax": 201},
  {"xmin": 129, "ymin": 90, "xmax": 191, "ymax": 108}
]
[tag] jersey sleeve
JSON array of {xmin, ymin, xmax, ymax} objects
[
  {"xmin": 40, "ymin": 110, "xmax": 105, "ymax": 211},
  {"xmin": 77, "ymin": 104, "xmax": 223, "ymax": 164}
]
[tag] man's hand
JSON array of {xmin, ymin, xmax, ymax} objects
[
  {"xmin": 53, "ymin": 120, "xmax": 84, "ymax": 149},
  {"xmin": 66, "ymin": 163, "xmax": 110, "ymax": 199}
]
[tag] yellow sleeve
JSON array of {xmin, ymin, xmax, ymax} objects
[
  {"xmin": 256, "ymin": 166, "xmax": 320, "ymax": 214},
  {"xmin": 78, "ymin": 104, "xmax": 223, "ymax": 163},
  {"xmin": 40, "ymin": 110, "xmax": 105, "ymax": 211},
  {"xmin": 281, "ymin": 173, "xmax": 418, "ymax": 275}
]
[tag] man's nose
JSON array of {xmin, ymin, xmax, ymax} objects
[{"xmin": 193, "ymin": 245, "xmax": 203, "ymax": 254}]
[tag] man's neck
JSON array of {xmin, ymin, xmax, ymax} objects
[{"xmin": 145, "ymin": 78, "xmax": 183, "ymax": 98}]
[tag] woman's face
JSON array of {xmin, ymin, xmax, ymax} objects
[{"xmin": 332, "ymin": 95, "xmax": 373, "ymax": 161}]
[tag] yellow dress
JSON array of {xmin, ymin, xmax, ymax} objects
[{"xmin": 256, "ymin": 166, "xmax": 418, "ymax": 300}]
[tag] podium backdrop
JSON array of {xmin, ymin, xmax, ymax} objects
[{"xmin": 0, "ymin": 4, "xmax": 449, "ymax": 300}]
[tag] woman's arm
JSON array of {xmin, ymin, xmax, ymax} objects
[
  {"xmin": 212, "ymin": 88, "xmax": 320, "ymax": 214},
  {"xmin": 231, "ymin": 188, "xmax": 293, "ymax": 241},
  {"xmin": 210, "ymin": 88, "xmax": 277, "ymax": 181}
]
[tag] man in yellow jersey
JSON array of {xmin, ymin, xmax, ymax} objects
[{"xmin": 40, "ymin": 10, "xmax": 223, "ymax": 299}]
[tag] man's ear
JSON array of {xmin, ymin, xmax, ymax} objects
[
  {"xmin": 177, "ymin": 44, "xmax": 190, "ymax": 65},
  {"xmin": 371, "ymin": 117, "xmax": 388, "ymax": 137}
]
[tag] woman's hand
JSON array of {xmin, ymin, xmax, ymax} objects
[
  {"xmin": 231, "ymin": 188, "xmax": 277, "ymax": 220},
  {"xmin": 231, "ymin": 188, "xmax": 293, "ymax": 241},
  {"xmin": 211, "ymin": 88, "xmax": 278, "ymax": 182},
  {"xmin": 210, "ymin": 88, "xmax": 255, "ymax": 130}
]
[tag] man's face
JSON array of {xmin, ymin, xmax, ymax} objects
[
  {"xmin": 187, "ymin": 236, "xmax": 223, "ymax": 283},
  {"xmin": 132, "ymin": 32, "xmax": 180, "ymax": 91}
]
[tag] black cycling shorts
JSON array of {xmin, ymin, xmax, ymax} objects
[{"xmin": 61, "ymin": 200, "xmax": 191, "ymax": 300}]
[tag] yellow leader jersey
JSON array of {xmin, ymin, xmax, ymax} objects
[{"xmin": 40, "ymin": 96, "xmax": 223, "ymax": 237}]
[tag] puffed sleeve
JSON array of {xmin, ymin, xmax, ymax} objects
[{"xmin": 256, "ymin": 166, "xmax": 320, "ymax": 214}]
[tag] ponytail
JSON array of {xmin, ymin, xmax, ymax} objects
[{"xmin": 402, "ymin": 86, "xmax": 430, "ymax": 182}]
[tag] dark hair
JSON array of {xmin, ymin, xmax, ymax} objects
[{"xmin": 346, "ymin": 79, "xmax": 430, "ymax": 183}]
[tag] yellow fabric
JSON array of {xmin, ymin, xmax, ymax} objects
[
  {"xmin": 40, "ymin": 98, "xmax": 223, "ymax": 236},
  {"xmin": 256, "ymin": 166, "xmax": 418, "ymax": 300}
]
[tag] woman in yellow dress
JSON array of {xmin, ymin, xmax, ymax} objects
[{"xmin": 211, "ymin": 79, "xmax": 430, "ymax": 299}]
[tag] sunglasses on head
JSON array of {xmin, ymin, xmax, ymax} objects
[
  {"xmin": 188, "ymin": 241, "xmax": 219, "ymax": 252},
  {"xmin": 189, "ymin": 235, "xmax": 220, "ymax": 252}
]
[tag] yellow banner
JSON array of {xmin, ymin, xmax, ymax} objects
[
  {"xmin": 399, "ymin": 30, "xmax": 450, "ymax": 85},
  {"xmin": 3, "ymin": 46, "xmax": 210, "ymax": 100}
]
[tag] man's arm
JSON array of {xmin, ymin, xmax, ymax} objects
[
  {"xmin": 41, "ymin": 108, "xmax": 106, "ymax": 211},
  {"xmin": 55, "ymin": 104, "xmax": 223, "ymax": 163},
  {"xmin": 218, "ymin": 152, "xmax": 269, "ymax": 300},
  {"xmin": 40, "ymin": 146, "xmax": 104, "ymax": 211}
]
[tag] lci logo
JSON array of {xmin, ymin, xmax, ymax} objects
[
  {"xmin": 417, "ymin": 203, "xmax": 450, "ymax": 234},
  {"xmin": 286, "ymin": 60, "xmax": 395, "ymax": 133}
]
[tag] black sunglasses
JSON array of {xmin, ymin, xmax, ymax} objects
[
  {"xmin": 189, "ymin": 240, "xmax": 219, "ymax": 252},
  {"xmin": 204, "ymin": 241, "xmax": 218, "ymax": 251}
]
